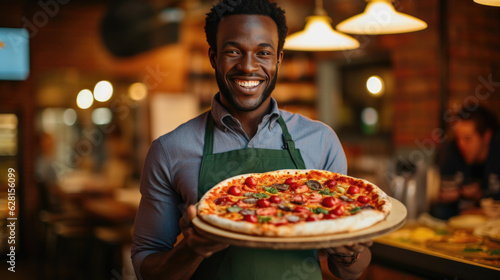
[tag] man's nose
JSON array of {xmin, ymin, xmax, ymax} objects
[{"xmin": 237, "ymin": 54, "xmax": 259, "ymax": 73}]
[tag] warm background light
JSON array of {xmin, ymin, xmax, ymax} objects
[
  {"xmin": 63, "ymin": 108, "xmax": 77, "ymax": 126},
  {"xmin": 284, "ymin": 15, "xmax": 360, "ymax": 51},
  {"xmin": 0, "ymin": 114, "xmax": 18, "ymax": 155},
  {"xmin": 76, "ymin": 89, "xmax": 93, "ymax": 109},
  {"xmin": 336, "ymin": 0, "xmax": 427, "ymax": 34},
  {"xmin": 93, "ymin": 80, "xmax": 113, "ymax": 102},
  {"xmin": 366, "ymin": 75, "xmax": 384, "ymax": 95},
  {"xmin": 129, "ymin": 82, "xmax": 148, "ymax": 101},
  {"xmin": 92, "ymin": 107, "xmax": 113, "ymax": 125},
  {"xmin": 362, "ymin": 107, "xmax": 379, "ymax": 126},
  {"xmin": 474, "ymin": 0, "xmax": 500, "ymax": 7}
]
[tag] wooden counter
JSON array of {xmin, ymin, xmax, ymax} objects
[{"xmin": 371, "ymin": 223, "xmax": 500, "ymax": 280}]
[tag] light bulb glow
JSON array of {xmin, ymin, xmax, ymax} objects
[
  {"xmin": 474, "ymin": 0, "xmax": 500, "ymax": 7},
  {"xmin": 94, "ymin": 80, "xmax": 113, "ymax": 102},
  {"xmin": 76, "ymin": 89, "xmax": 93, "ymax": 109},
  {"xmin": 129, "ymin": 82, "xmax": 148, "ymax": 101},
  {"xmin": 284, "ymin": 16, "xmax": 359, "ymax": 51},
  {"xmin": 366, "ymin": 75, "xmax": 384, "ymax": 95},
  {"xmin": 336, "ymin": 0, "xmax": 427, "ymax": 35}
]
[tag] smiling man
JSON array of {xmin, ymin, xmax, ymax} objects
[
  {"xmin": 213, "ymin": 14, "xmax": 279, "ymax": 106},
  {"xmin": 211, "ymin": 14, "xmax": 281, "ymax": 137},
  {"xmin": 131, "ymin": 1, "xmax": 371, "ymax": 279}
]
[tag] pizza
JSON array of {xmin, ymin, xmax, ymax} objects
[{"xmin": 197, "ymin": 169, "xmax": 392, "ymax": 237}]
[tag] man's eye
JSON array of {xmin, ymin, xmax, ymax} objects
[
  {"xmin": 258, "ymin": 51, "xmax": 272, "ymax": 56},
  {"xmin": 225, "ymin": 50, "xmax": 239, "ymax": 55}
]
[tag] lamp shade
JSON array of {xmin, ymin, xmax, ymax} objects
[
  {"xmin": 474, "ymin": 0, "xmax": 500, "ymax": 7},
  {"xmin": 284, "ymin": 15, "xmax": 360, "ymax": 51},
  {"xmin": 336, "ymin": 0, "xmax": 427, "ymax": 35}
]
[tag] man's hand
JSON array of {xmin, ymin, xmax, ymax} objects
[
  {"xmin": 180, "ymin": 205, "xmax": 229, "ymax": 258},
  {"xmin": 325, "ymin": 240, "xmax": 373, "ymax": 263},
  {"xmin": 325, "ymin": 241, "xmax": 373, "ymax": 280}
]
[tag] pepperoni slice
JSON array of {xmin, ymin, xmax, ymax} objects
[{"xmin": 214, "ymin": 196, "xmax": 232, "ymax": 206}]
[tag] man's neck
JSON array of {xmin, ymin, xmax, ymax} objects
[
  {"xmin": 218, "ymin": 95, "xmax": 272, "ymax": 139},
  {"xmin": 231, "ymin": 109, "xmax": 269, "ymax": 139}
]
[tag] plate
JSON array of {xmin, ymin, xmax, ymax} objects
[{"xmin": 192, "ymin": 197, "xmax": 406, "ymax": 249}]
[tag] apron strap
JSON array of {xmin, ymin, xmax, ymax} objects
[
  {"xmin": 204, "ymin": 112, "xmax": 306, "ymax": 169},
  {"xmin": 203, "ymin": 112, "xmax": 215, "ymax": 155},
  {"xmin": 278, "ymin": 115, "xmax": 295, "ymax": 150},
  {"xmin": 277, "ymin": 115, "xmax": 306, "ymax": 169}
]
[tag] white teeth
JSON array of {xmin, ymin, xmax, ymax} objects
[{"xmin": 235, "ymin": 80, "xmax": 261, "ymax": 88}]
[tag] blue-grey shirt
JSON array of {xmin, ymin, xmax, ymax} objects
[{"xmin": 131, "ymin": 94, "xmax": 347, "ymax": 279}]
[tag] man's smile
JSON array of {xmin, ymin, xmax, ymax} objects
[{"xmin": 233, "ymin": 79, "xmax": 263, "ymax": 89}]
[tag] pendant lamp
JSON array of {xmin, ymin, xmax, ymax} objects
[
  {"xmin": 336, "ymin": 0, "xmax": 427, "ymax": 35},
  {"xmin": 284, "ymin": 0, "xmax": 359, "ymax": 51},
  {"xmin": 474, "ymin": 0, "xmax": 500, "ymax": 7}
]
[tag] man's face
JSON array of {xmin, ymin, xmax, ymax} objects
[
  {"xmin": 454, "ymin": 120, "xmax": 491, "ymax": 164},
  {"xmin": 210, "ymin": 14, "xmax": 283, "ymax": 112}
]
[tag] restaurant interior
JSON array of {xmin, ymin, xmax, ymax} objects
[{"xmin": 1, "ymin": 0, "xmax": 500, "ymax": 279}]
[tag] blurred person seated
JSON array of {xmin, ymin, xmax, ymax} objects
[{"xmin": 432, "ymin": 105, "xmax": 500, "ymax": 220}]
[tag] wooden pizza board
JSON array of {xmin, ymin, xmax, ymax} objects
[{"xmin": 192, "ymin": 197, "xmax": 407, "ymax": 250}]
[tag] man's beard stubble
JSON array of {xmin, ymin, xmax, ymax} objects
[{"xmin": 215, "ymin": 70, "xmax": 278, "ymax": 112}]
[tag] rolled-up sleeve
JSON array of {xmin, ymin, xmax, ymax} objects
[{"xmin": 131, "ymin": 139, "xmax": 183, "ymax": 280}]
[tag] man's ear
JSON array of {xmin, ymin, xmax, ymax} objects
[
  {"xmin": 209, "ymin": 48, "xmax": 217, "ymax": 69},
  {"xmin": 277, "ymin": 51, "xmax": 284, "ymax": 67}
]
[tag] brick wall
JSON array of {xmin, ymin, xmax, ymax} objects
[
  {"xmin": 447, "ymin": 0, "xmax": 500, "ymax": 118},
  {"xmin": 386, "ymin": 0, "xmax": 442, "ymax": 148}
]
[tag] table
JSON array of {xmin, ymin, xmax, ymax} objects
[
  {"xmin": 82, "ymin": 197, "xmax": 137, "ymax": 224},
  {"xmin": 371, "ymin": 220, "xmax": 500, "ymax": 280},
  {"xmin": 55, "ymin": 170, "xmax": 140, "ymax": 223}
]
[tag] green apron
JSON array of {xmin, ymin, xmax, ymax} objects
[{"xmin": 193, "ymin": 113, "xmax": 323, "ymax": 280}]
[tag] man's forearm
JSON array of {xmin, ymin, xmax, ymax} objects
[{"xmin": 140, "ymin": 239, "xmax": 204, "ymax": 280}]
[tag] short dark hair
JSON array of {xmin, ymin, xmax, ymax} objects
[
  {"xmin": 456, "ymin": 105, "xmax": 499, "ymax": 135},
  {"xmin": 204, "ymin": 0, "xmax": 288, "ymax": 54}
]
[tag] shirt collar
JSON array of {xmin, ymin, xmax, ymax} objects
[{"xmin": 210, "ymin": 93, "xmax": 281, "ymax": 132}]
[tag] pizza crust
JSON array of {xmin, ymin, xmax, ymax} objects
[{"xmin": 200, "ymin": 209, "xmax": 387, "ymax": 237}]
